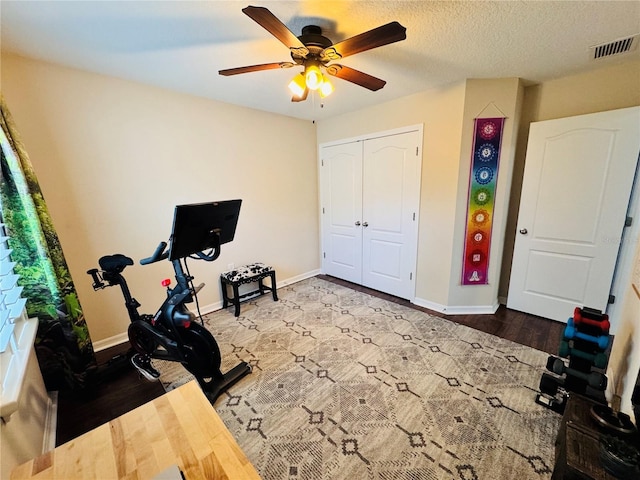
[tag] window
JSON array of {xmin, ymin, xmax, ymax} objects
[
  {"xmin": 1, "ymin": 220, "xmax": 27, "ymax": 353},
  {"xmin": 0, "ymin": 215, "xmax": 36, "ymax": 419}
]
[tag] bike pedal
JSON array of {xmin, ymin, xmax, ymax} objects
[{"xmin": 131, "ymin": 353, "xmax": 161, "ymax": 382}]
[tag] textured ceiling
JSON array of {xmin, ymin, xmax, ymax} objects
[{"xmin": 2, "ymin": 1, "xmax": 639, "ymax": 121}]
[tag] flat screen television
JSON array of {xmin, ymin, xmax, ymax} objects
[{"xmin": 168, "ymin": 199, "xmax": 242, "ymax": 261}]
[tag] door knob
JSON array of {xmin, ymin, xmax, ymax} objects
[
  {"xmin": 355, "ymin": 221, "xmax": 361, "ymax": 226},
  {"xmin": 519, "ymin": 228, "xmax": 528, "ymax": 234},
  {"xmin": 363, "ymin": 222, "xmax": 369, "ymax": 227}
]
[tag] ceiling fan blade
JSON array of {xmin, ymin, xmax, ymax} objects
[
  {"xmin": 242, "ymin": 6, "xmax": 308, "ymax": 54},
  {"xmin": 219, "ymin": 62, "xmax": 294, "ymax": 76},
  {"xmin": 322, "ymin": 21, "xmax": 406, "ymax": 61},
  {"xmin": 325, "ymin": 65, "xmax": 386, "ymax": 91},
  {"xmin": 291, "ymin": 88, "xmax": 309, "ymax": 103}
]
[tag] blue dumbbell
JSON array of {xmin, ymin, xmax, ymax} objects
[{"xmin": 564, "ymin": 323, "xmax": 609, "ymax": 350}]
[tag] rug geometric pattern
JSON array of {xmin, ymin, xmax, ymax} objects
[{"xmin": 156, "ymin": 277, "xmax": 560, "ymax": 480}]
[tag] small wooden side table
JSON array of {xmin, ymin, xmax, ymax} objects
[{"xmin": 11, "ymin": 380, "xmax": 261, "ymax": 480}]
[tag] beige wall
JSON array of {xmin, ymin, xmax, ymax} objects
[
  {"xmin": 500, "ymin": 59, "xmax": 640, "ymax": 303},
  {"xmin": 3, "ymin": 53, "xmax": 640, "ymax": 411},
  {"xmin": 317, "ymin": 62, "xmax": 640, "ymax": 416},
  {"xmin": 504, "ymin": 60, "xmax": 640, "ymax": 418},
  {"xmin": 2, "ymin": 53, "xmax": 319, "ymax": 344},
  {"xmin": 609, "ymin": 170, "xmax": 640, "ymax": 418},
  {"xmin": 447, "ymin": 78, "xmax": 523, "ymax": 310},
  {"xmin": 527, "ymin": 60, "xmax": 640, "ymax": 122},
  {"xmin": 317, "ymin": 85, "xmax": 467, "ymax": 306},
  {"xmin": 317, "ymin": 78, "xmax": 524, "ymax": 312},
  {"xmin": 607, "ymin": 237, "xmax": 640, "ymax": 419},
  {"xmin": 319, "ymin": 61, "xmax": 640, "ymax": 314}
]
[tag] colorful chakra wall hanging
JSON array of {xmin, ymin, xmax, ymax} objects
[{"xmin": 462, "ymin": 117, "xmax": 505, "ymax": 285}]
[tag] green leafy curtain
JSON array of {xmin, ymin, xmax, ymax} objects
[{"xmin": 0, "ymin": 96, "xmax": 96, "ymax": 390}]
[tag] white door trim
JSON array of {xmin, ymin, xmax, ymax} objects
[
  {"xmin": 319, "ymin": 124, "xmax": 424, "ymax": 148},
  {"xmin": 319, "ymin": 124, "xmax": 423, "ymax": 301}
]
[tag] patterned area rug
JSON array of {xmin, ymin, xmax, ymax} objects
[{"xmin": 156, "ymin": 277, "xmax": 560, "ymax": 480}]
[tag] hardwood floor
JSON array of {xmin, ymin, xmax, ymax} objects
[
  {"xmin": 318, "ymin": 275, "xmax": 566, "ymax": 355},
  {"xmin": 55, "ymin": 343, "xmax": 165, "ymax": 446},
  {"xmin": 55, "ymin": 275, "xmax": 565, "ymax": 446}
]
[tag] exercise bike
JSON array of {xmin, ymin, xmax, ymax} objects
[{"xmin": 87, "ymin": 200, "xmax": 251, "ymax": 401}]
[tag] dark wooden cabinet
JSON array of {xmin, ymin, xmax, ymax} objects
[{"xmin": 552, "ymin": 394, "xmax": 638, "ymax": 479}]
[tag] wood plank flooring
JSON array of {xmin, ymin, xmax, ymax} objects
[
  {"xmin": 56, "ymin": 275, "xmax": 565, "ymax": 446},
  {"xmin": 318, "ymin": 275, "xmax": 566, "ymax": 354},
  {"xmin": 55, "ymin": 343, "xmax": 165, "ymax": 446}
]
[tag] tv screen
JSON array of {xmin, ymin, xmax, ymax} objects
[{"xmin": 168, "ymin": 199, "xmax": 242, "ymax": 261}]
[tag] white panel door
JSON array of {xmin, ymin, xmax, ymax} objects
[
  {"xmin": 507, "ymin": 106, "xmax": 640, "ymax": 322},
  {"xmin": 362, "ymin": 131, "xmax": 421, "ymax": 299},
  {"xmin": 320, "ymin": 141, "xmax": 363, "ymax": 284}
]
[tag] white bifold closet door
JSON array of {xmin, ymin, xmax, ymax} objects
[{"xmin": 321, "ymin": 128, "xmax": 422, "ymax": 300}]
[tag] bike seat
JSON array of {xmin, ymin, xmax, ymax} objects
[{"xmin": 99, "ymin": 254, "xmax": 134, "ymax": 273}]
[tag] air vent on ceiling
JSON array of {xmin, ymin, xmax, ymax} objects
[{"xmin": 590, "ymin": 34, "xmax": 639, "ymax": 60}]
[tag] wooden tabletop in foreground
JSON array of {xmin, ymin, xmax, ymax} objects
[{"xmin": 11, "ymin": 380, "xmax": 261, "ymax": 480}]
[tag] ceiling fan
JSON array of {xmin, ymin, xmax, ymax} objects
[{"xmin": 218, "ymin": 6, "xmax": 407, "ymax": 102}]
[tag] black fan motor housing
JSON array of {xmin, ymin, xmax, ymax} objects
[{"xmin": 299, "ymin": 25, "xmax": 332, "ymax": 49}]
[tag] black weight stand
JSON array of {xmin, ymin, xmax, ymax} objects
[{"xmin": 537, "ymin": 307, "xmax": 610, "ymax": 414}]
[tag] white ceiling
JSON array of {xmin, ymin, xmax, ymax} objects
[{"xmin": 2, "ymin": 1, "xmax": 639, "ymax": 121}]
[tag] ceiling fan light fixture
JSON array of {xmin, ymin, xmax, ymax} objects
[
  {"xmin": 319, "ymin": 76, "xmax": 334, "ymax": 98},
  {"xmin": 304, "ymin": 62, "xmax": 323, "ymax": 90},
  {"xmin": 223, "ymin": 7, "xmax": 407, "ymax": 103},
  {"xmin": 288, "ymin": 73, "xmax": 306, "ymax": 97}
]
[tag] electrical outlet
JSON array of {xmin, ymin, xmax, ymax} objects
[{"xmin": 227, "ymin": 263, "xmax": 234, "ymax": 270}]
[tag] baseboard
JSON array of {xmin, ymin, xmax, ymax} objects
[
  {"xmin": 193, "ymin": 301, "xmax": 223, "ymax": 316},
  {"xmin": 93, "ymin": 332, "xmax": 129, "ymax": 352},
  {"xmin": 412, "ymin": 297, "xmax": 449, "ymax": 314},
  {"xmin": 279, "ymin": 269, "xmax": 321, "ymax": 287},
  {"xmin": 92, "ymin": 269, "xmax": 322, "ymax": 351},
  {"xmin": 441, "ymin": 303, "xmax": 500, "ymax": 315},
  {"xmin": 43, "ymin": 391, "xmax": 58, "ymax": 452},
  {"xmin": 194, "ymin": 268, "xmax": 322, "ymax": 315},
  {"xmin": 413, "ymin": 297, "xmax": 500, "ymax": 315}
]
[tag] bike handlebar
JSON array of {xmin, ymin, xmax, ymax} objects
[
  {"xmin": 140, "ymin": 238, "xmax": 222, "ymax": 265},
  {"xmin": 86, "ymin": 268, "xmax": 105, "ymax": 289},
  {"xmin": 140, "ymin": 241, "xmax": 169, "ymax": 265},
  {"xmin": 194, "ymin": 247, "xmax": 221, "ymax": 262}
]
